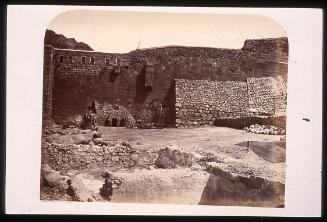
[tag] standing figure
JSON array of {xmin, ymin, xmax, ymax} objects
[
  {"xmin": 84, "ymin": 106, "xmax": 98, "ymax": 130},
  {"xmin": 89, "ymin": 111, "xmax": 98, "ymax": 130},
  {"xmin": 156, "ymin": 103, "xmax": 165, "ymax": 128}
]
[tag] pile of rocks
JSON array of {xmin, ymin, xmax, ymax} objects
[
  {"xmin": 61, "ymin": 114, "xmax": 84, "ymax": 129},
  {"xmin": 244, "ymin": 124, "xmax": 286, "ymax": 135},
  {"xmin": 155, "ymin": 146, "xmax": 195, "ymax": 169},
  {"xmin": 41, "ymin": 163, "xmax": 126, "ymax": 202}
]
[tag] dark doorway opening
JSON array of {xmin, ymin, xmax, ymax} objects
[
  {"xmin": 120, "ymin": 119, "xmax": 126, "ymax": 127},
  {"xmin": 104, "ymin": 119, "xmax": 110, "ymax": 127},
  {"xmin": 112, "ymin": 118, "xmax": 118, "ymax": 127}
]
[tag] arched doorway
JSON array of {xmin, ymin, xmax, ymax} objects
[{"xmin": 112, "ymin": 118, "xmax": 118, "ymax": 127}]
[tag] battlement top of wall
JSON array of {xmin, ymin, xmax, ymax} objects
[
  {"xmin": 45, "ymin": 37, "xmax": 288, "ymax": 54},
  {"xmin": 44, "ymin": 45, "xmax": 123, "ymax": 56},
  {"xmin": 45, "ymin": 36, "xmax": 288, "ymax": 63}
]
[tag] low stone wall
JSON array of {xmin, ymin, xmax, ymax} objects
[{"xmin": 41, "ymin": 141, "xmax": 157, "ymax": 171}]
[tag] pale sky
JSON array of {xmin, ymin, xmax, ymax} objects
[{"xmin": 47, "ymin": 10, "xmax": 287, "ymax": 53}]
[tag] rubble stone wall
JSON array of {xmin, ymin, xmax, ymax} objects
[
  {"xmin": 247, "ymin": 76, "xmax": 287, "ymax": 116},
  {"xmin": 247, "ymin": 77, "xmax": 275, "ymax": 116},
  {"xmin": 175, "ymin": 76, "xmax": 287, "ymax": 127},
  {"xmin": 175, "ymin": 79, "xmax": 249, "ymax": 127},
  {"xmin": 41, "ymin": 141, "xmax": 157, "ymax": 171}
]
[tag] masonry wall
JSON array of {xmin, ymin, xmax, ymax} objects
[
  {"xmin": 175, "ymin": 79, "xmax": 249, "ymax": 127},
  {"xmin": 50, "ymin": 48, "xmax": 134, "ymax": 123},
  {"xmin": 43, "ymin": 37, "xmax": 288, "ymax": 125},
  {"xmin": 174, "ymin": 76, "xmax": 287, "ymax": 127},
  {"xmin": 42, "ymin": 46, "xmax": 55, "ymax": 126},
  {"xmin": 247, "ymin": 78, "xmax": 275, "ymax": 116},
  {"xmin": 42, "ymin": 141, "xmax": 157, "ymax": 171},
  {"xmin": 247, "ymin": 76, "xmax": 287, "ymax": 117}
]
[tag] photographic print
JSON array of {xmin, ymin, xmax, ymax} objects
[{"xmin": 40, "ymin": 10, "xmax": 288, "ymax": 207}]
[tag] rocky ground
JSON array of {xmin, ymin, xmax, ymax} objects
[{"xmin": 40, "ymin": 126, "xmax": 286, "ymax": 207}]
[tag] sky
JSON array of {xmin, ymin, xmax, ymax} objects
[{"xmin": 47, "ymin": 10, "xmax": 287, "ymax": 53}]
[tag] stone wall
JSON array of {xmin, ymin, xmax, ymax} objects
[
  {"xmin": 271, "ymin": 76, "xmax": 287, "ymax": 116},
  {"xmin": 247, "ymin": 76, "xmax": 287, "ymax": 117},
  {"xmin": 174, "ymin": 76, "xmax": 287, "ymax": 127},
  {"xmin": 43, "ymin": 37, "xmax": 288, "ymax": 125},
  {"xmin": 50, "ymin": 48, "xmax": 135, "ymax": 123},
  {"xmin": 163, "ymin": 81, "xmax": 176, "ymax": 127},
  {"xmin": 175, "ymin": 79, "xmax": 249, "ymax": 127},
  {"xmin": 242, "ymin": 37, "xmax": 288, "ymax": 63},
  {"xmin": 42, "ymin": 46, "xmax": 55, "ymax": 126},
  {"xmin": 41, "ymin": 141, "xmax": 157, "ymax": 171},
  {"xmin": 247, "ymin": 77, "xmax": 275, "ymax": 116}
]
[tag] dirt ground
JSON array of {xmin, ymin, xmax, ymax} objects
[
  {"xmin": 41, "ymin": 126, "xmax": 286, "ymax": 205},
  {"xmin": 100, "ymin": 126, "xmax": 285, "ymax": 170},
  {"xmin": 99, "ymin": 126, "xmax": 282, "ymax": 152}
]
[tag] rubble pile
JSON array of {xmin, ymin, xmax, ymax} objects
[
  {"xmin": 154, "ymin": 147, "xmax": 195, "ymax": 169},
  {"xmin": 62, "ymin": 115, "xmax": 84, "ymax": 129},
  {"xmin": 41, "ymin": 163, "xmax": 125, "ymax": 202},
  {"xmin": 243, "ymin": 124, "xmax": 286, "ymax": 135}
]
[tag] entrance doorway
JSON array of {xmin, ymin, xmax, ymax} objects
[
  {"xmin": 120, "ymin": 119, "xmax": 126, "ymax": 127},
  {"xmin": 112, "ymin": 118, "xmax": 118, "ymax": 127}
]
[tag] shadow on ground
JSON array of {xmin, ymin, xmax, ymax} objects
[
  {"xmin": 198, "ymin": 166, "xmax": 285, "ymax": 207},
  {"xmin": 235, "ymin": 141, "xmax": 286, "ymax": 163}
]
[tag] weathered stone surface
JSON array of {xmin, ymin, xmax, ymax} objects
[
  {"xmin": 155, "ymin": 147, "xmax": 195, "ymax": 169},
  {"xmin": 93, "ymin": 137, "xmax": 104, "ymax": 145},
  {"xmin": 70, "ymin": 177, "xmax": 96, "ymax": 202},
  {"xmin": 199, "ymin": 163, "xmax": 285, "ymax": 207},
  {"xmin": 41, "ymin": 164, "xmax": 55, "ymax": 177},
  {"xmin": 121, "ymin": 141, "xmax": 132, "ymax": 149},
  {"xmin": 174, "ymin": 76, "xmax": 287, "ymax": 127},
  {"xmin": 42, "ymin": 140, "xmax": 152, "ymax": 171},
  {"xmin": 72, "ymin": 134, "xmax": 91, "ymax": 145},
  {"xmin": 175, "ymin": 103, "xmax": 182, "ymax": 108},
  {"xmin": 62, "ymin": 115, "xmax": 84, "ymax": 128},
  {"xmin": 44, "ymin": 171, "xmax": 61, "ymax": 187}
]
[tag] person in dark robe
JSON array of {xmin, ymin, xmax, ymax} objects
[
  {"xmin": 84, "ymin": 106, "xmax": 98, "ymax": 130},
  {"xmin": 156, "ymin": 103, "xmax": 165, "ymax": 128}
]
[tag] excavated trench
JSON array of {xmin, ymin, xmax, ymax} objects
[
  {"xmin": 199, "ymin": 164, "xmax": 285, "ymax": 207},
  {"xmin": 109, "ymin": 148, "xmax": 285, "ymax": 207}
]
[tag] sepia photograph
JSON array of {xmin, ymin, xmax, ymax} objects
[
  {"xmin": 5, "ymin": 4, "xmax": 324, "ymax": 216},
  {"xmin": 39, "ymin": 10, "xmax": 289, "ymax": 207}
]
